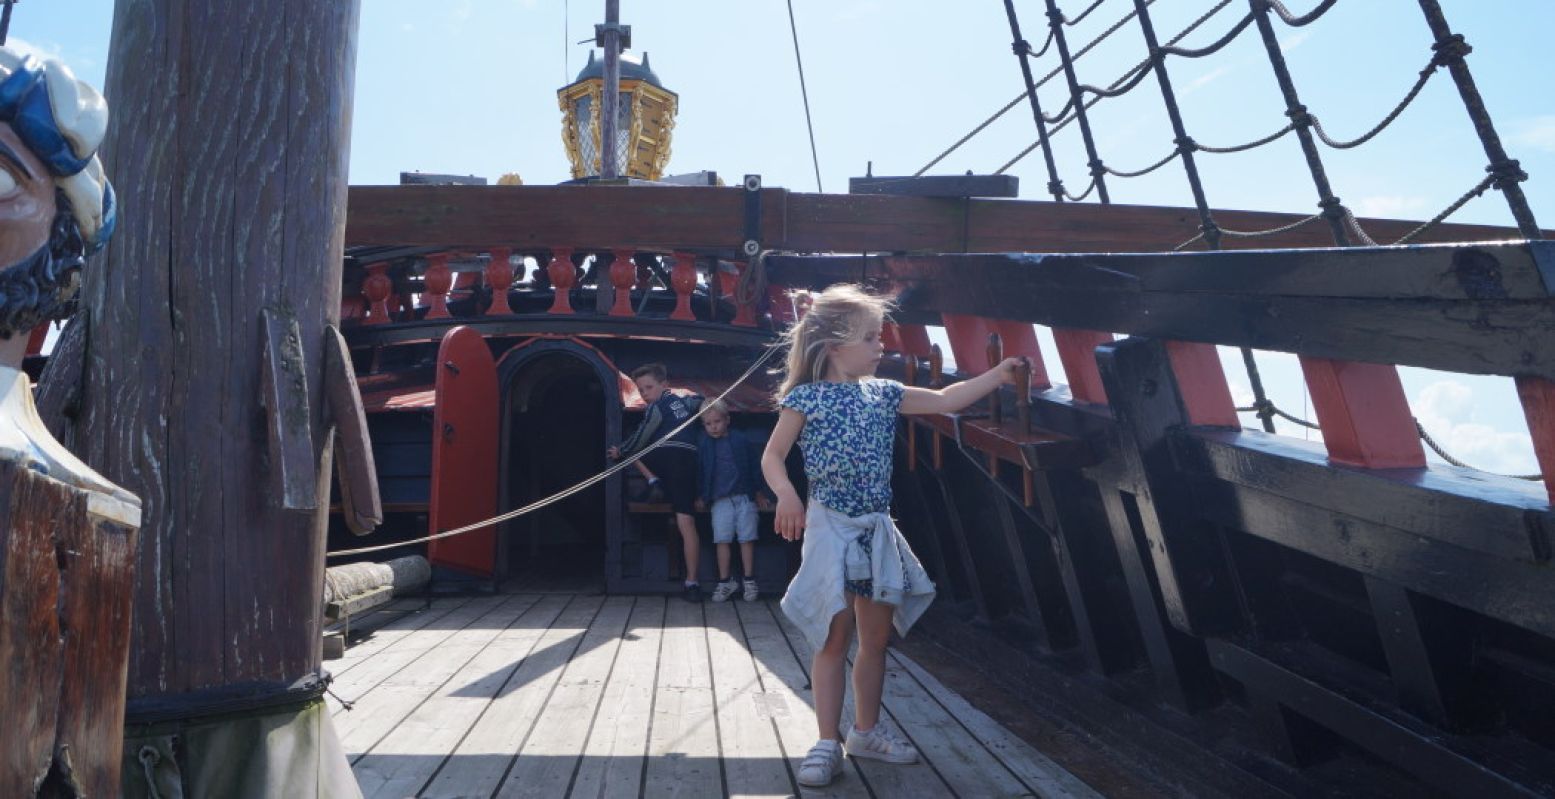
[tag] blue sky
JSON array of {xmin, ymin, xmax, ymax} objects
[{"xmin": 14, "ymin": 0, "xmax": 1553, "ymax": 475}]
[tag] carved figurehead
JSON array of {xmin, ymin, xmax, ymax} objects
[{"xmin": 0, "ymin": 46, "xmax": 136, "ymax": 525}]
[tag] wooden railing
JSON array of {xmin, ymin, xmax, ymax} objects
[
  {"xmin": 344, "ymin": 249, "xmax": 771, "ymax": 331},
  {"xmin": 769, "ymin": 240, "xmax": 1555, "ymax": 794}
]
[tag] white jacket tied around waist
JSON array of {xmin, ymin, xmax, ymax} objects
[{"xmin": 780, "ymin": 500, "xmax": 937, "ymax": 651}]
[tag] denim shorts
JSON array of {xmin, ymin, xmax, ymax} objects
[{"xmin": 711, "ymin": 494, "xmax": 759, "ymax": 544}]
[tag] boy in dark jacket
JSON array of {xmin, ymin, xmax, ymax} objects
[
  {"xmin": 695, "ymin": 400, "xmax": 772, "ymax": 602},
  {"xmin": 608, "ymin": 363, "xmax": 705, "ymax": 602}
]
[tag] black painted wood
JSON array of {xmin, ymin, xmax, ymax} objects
[
  {"xmin": 848, "ymin": 174, "xmax": 1020, "ymax": 198},
  {"xmin": 1035, "ymin": 471, "xmax": 1135, "ymax": 674},
  {"xmin": 1364, "ymin": 577, "xmax": 1480, "ymax": 731},
  {"xmin": 767, "ymin": 242, "xmax": 1555, "ymax": 380}
]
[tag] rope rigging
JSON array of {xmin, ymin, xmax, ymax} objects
[{"xmin": 786, "ymin": 0, "xmax": 824, "ymax": 193}]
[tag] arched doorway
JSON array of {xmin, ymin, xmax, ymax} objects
[{"xmin": 496, "ymin": 340, "xmax": 622, "ymax": 590}]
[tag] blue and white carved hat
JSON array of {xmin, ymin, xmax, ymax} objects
[{"xmin": 0, "ymin": 46, "xmax": 115, "ymax": 252}]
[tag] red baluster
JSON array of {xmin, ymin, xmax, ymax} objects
[
  {"xmin": 24, "ymin": 323, "xmax": 47, "ymax": 356},
  {"xmin": 363, "ymin": 262, "xmax": 392, "ymax": 325},
  {"xmin": 1516, "ymin": 376, "xmax": 1555, "ymax": 504},
  {"xmin": 1301, "ymin": 357, "xmax": 1425, "ymax": 468},
  {"xmin": 929, "ymin": 344, "xmax": 945, "ymax": 470},
  {"xmin": 609, "ymin": 249, "xmax": 637, "ymax": 317},
  {"xmin": 636, "ymin": 256, "xmax": 654, "ymax": 291},
  {"xmin": 484, "ymin": 247, "xmax": 514, "ymax": 316},
  {"xmin": 767, "ymin": 285, "xmax": 797, "ymax": 327},
  {"xmin": 881, "ymin": 323, "xmax": 903, "ymax": 353},
  {"xmin": 731, "ymin": 262, "xmax": 756, "ymax": 327},
  {"xmin": 991, "ymin": 320, "xmax": 1051, "ymax": 390},
  {"xmin": 1052, "ymin": 328, "xmax": 1113, "ymax": 405},
  {"xmin": 423, "ymin": 253, "xmax": 452, "ymax": 319},
  {"xmin": 1164, "ymin": 341, "xmax": 1238, "ymax": 428},
  {"xmin": 897, "ymin": 324, "xmax": 933, "ymax": 359},
  {"xmin": 986, "ymin": 333, "xmax": 1004, "ymax": 425},
  {"xmin": 670, "ymin": 252, "xmax": 697, "ymax": 321},
  {"xmin": 942, "ymin": 314, "xmax": 992, "ymax": 375},
  {"xmin": 547, "ymin": 248, "xmax": 576, "ymax": 314}
]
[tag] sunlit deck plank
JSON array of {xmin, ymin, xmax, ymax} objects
[
  {"xmin": 732, "ymin": 600, "xmax": 872, "ymax": 799},
  {"xmin": 329, "ymin": 595, "xmax": 515, "ymax": 720},
  {"xmin": 420, "ymin": 595, "xmax": 604, "ymax": 797},
  {"xmin": 349, "ymin": 593, "xmax": 552, "ymax": 797},
  {"xmin": 705, "ymin": 601, "xmax": 796, "ymax": 798},
  {"xmin": 336, "ymin": 595, "xmax": 547, "ymax": 761},
  {"xmin": 643, "ymin": 598, "xmax": 725, "ymax": 797},
  {"xmin": 772, "ymin": 601, "xmax": 957, "ymax": 798},
  {"xmin": 568, "ymin": 596, "xmax": 666, "ymax": 799},
  {"xmin": 327, "ymin": 596, "xmax": 475, "ymax": 684},
  {"xmin": 495, "ymin": 596, "xmax": 636, "ymax": 798}
]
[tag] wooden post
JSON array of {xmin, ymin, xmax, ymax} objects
[
  {"xmin": 1052, "ymin": 328, "xmax": 1112, "ymax": 405},
  {"xmin": 904, "ymin": 357, "xmax": 919, "ymax": 471},
  {"xmin": 929, "ymin": 344, "xmax": 945, "ymax": 469},
  {"xmin": 363, "ymin": 262, "xmax": 391, "ymax": 324},
  {"xmin": 76, "ymin": 1, "xmax": 363, "ymax": 791},
  {"xmin": 731, "ymin": 261, "xmax": 757, "ymax": 327}
]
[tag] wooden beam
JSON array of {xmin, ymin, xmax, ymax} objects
[
  {"xmin": 767, "ymin": 243, "xmax": 1555, "ymax": 382},
  {"xmin": 344, "ymin": 185, "xmax": 1547, "ymax": 253}
]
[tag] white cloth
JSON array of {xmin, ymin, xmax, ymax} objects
[{"xmin": 780, "ymin": 500, "xmax": 937, "ymax": 652}]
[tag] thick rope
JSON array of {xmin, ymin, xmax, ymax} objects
[
  {"xmin": 1392, "ymin": 174, "xmax": 1496, "ymax": 245},
  {"xmin": 1061, "ymin": 0, "xmax": 1108, "ymax": 27},
  {"xmin": 326, "ymin": 342, "xmax": 785, "ymax": 558},
  {"xmin": 1064, "ymin": 177, "xmax": 1099, "ymax": 202},
  {"xmin": 1309, "ymin": 57, "xmax": 1439, "ymax": 150},
  {"xmin": 1174, "ymin": 212, "xmax": 1323, "ymax": 249},
  {"xmin": 1267, "ymin": 0, "xmax": 1339, "ymax": 28},
  {"xmin": 1104, "ymin": 147, "xmax": 1181, "ymax": 178},
  {"xmin": 916, "ymin": 0, "xmax": 1159, "ymax": 176},
  {"xmin": 997, "ymin": 0, "xmax": 1233, "ymax": 175},
  {"xmin": 786, "ymin": 0, "xmax": 824, "ymax": 192},
  {"xmin": 1159, "ymin": 11, "xmax": 1255, "ymax": 59}
]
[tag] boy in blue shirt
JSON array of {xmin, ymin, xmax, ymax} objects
[
  {"xmin": 696, "ymin": 400, "xmax": 772, "ymax": 602},
  {"xmin": 608, "ymin": 363, "xmax": 706, "ymax": 602}
]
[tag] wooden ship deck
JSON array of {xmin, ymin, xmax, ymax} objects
[{"xmin": 327, "ymin": 593, "xmax": 1098, "ymax": 798}]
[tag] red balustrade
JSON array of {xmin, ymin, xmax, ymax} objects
[
  {"xmin": 1165, "ymin": 341, "xmax": 1239, "ymax": 428},
  {"xmin": 670, "ymin": 252, "xmax": 697, "ymax": 321},
  {"xmin": 991, "ymin": 320, "xmax": 1050, "ymax": 391},
  {"xmin": 941, "ymin": 314, "xmax": 992, "ymax": 376},
  {"xmin": 1301, "ymin": 357, "xmax": 1425, "ymax": 469},
  {"xmin": 1052, "ymin": 328, "xmax": 1113, "ymax": 405},
  {"xmin": 547, "ymin": 248, "xmax": 576, "ymax": 315},
  {"xmin": 1515, "ymin": 376, "xmax": 1555, "ymax": 503},
  {"xmin": 363, "ymin": 262, "xmax": 392, "ymax": 325},
  {"xmin": 609, "ymin": 249, "xmax": 636, "ymax": 317},
  {"xmin": 423, "ymin": 253, "xmax": 453, "ymax": 319},
  {"xmin": 484, "ymin": 247, "xmax": 514, "ymax": 315}
]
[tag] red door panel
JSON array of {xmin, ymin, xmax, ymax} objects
[{"xmin": 428, "ymin": 326, "xmax": 499, "ymax": 577}]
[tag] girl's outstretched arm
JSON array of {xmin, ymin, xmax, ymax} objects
[
  {"xmin": 899, "ymin": 356, "xmax": 1027, "ymax": 416},
  {"xmin": 762, "ymin": 408, "xmax": 807, "ymax": 541}
]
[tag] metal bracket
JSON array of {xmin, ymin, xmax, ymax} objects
[
  {"xmin": 742, "ymin": 174, "xmax": 762, "ymax": 258},
  {"xmin": 593, "ymin": 23, "xmax": 632, "ymax": 48}
]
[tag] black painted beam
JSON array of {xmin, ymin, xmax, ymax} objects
[{"xmin": 848, "ymin": 174, "xmax": 1020, "ymax": 198}]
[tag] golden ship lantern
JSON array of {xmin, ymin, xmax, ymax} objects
[{"xmin": 559, "ymin": 50, "xmax": 678, "ymax": 180}]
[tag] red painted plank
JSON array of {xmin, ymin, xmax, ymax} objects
[
  {"xmin": 896, "ymin": 324, "xmax": 933, "ymax": 359},
  {"xmin": 428, "ymin": 326, "xmax": 501, "ymax": 577},
  {"xmin": 941, "ymin": 314, "xmax": 992, "ymax": 376},
  {"xmin": 1300, "ymin": 357, "xmax": 1425, "ymax": 469},
  {"xmin": 1515, "ymin": 376, "xmax": 1555, "ymax": 504},
  {"xmin": 1052, "ymin": 328, "xmax": 1113, "ymax": 405},
  {"xmin": 1165, "ymin": 341, "xmax": 1238, "ymax": 428},
  {"xmin": 991, "ymin": 320, "xmax": 1051, "ymax": 391}
]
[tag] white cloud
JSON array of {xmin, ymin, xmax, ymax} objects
[
  {"xmin": 1183, "ymin": 65, "xmax": 1231, "ymax": 95},
  {"xmin": 1279, "ymin": 31, "xmax": 1311, "ymax": 53},
  {"xmin": 1415, "ymin": 380, "xmax": 1539, "ymax": 476},
  {"xmin": 4, "ymin": 37, "xmax": 64, "ymax": 63},
  {"xmin": 1510, "ymin": 115, "xmax": 1555, "ymax": 153},
  {"xmin": 1354, "ymin": 194, "xmax": 1428, "ymax": 218}
]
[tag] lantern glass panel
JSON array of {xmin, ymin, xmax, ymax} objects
[{"xmin": 575, "ymin": 94, "xmax": 597, "ymax": 174}]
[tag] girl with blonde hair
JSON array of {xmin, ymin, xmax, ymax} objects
[{"xmin": 761, "ymin": 284, "xmax": 1025, "ymax": 787}]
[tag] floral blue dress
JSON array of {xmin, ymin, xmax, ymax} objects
[{"xmin": 780, "ymin": 378, "xmax": 907, "ymax": 596}]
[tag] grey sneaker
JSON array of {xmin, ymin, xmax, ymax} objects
[
  {"xmin": 710, "ymin": 580, "xmax": 739, "ymax": 603},
  {"xmin": 845, "ymin": 724, "xmax": 919, "ymax": 764},
  {"xmin": 796, "ymin": 739, "xmax": 844, "ymax": 787},
  {"xmin": 742, "ymin": 579, "xmax": 759, "ymax": 602}
]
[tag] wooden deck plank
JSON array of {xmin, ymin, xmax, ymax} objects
[
  {"xmin": 420, "ymin": 594, "xmax": 606, "ymax": 797},
  {"xmin": 770, "ymin": 601, "xmax": 956, "ymax": 798},
  {"xmin": 328, "ymin": 596, "xmax": 472, "ymax": 679},
  {"xmin": 869, "ymin": 652, "xmax": 1036, "ymax": 796},
  {"xmin": 328, "ymin": 595, "xmax": 510, "ymax": 716},
  {"xmin": 732, "ymin": 600, "xmax": 872, "ymax": 799},
  {"xmin": 568, "ymin": 597, "xmax": 666, "ymax": 799},
  {"xmin": 348, "ymin": 593, "xmax": 557, "ymax": 796},
  {"xmin": 889, "ymin": 651, "xmax": 1102, "ymax": 799},
  {"xmin": 336, "ymin": 595, "xmax": 547, "ymax": 759},
  {"xmin": 705, "ymin": 601, "xmax": 798, "ymax": 798},
  {"xmin": 494, "ymin": 596, "xmax": 636, "ymax": 798},
  {"xmin": 643, "ymin": 598, "xmax": 725, "ymax": 798}
]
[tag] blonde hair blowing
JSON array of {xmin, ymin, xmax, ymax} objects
[{"xmin": 774, "ymin": 284, "xmax": 892, "ymax": 402}]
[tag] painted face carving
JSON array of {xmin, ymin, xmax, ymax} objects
[{"xmin": 0, "ymin": 123, "xmax": 56, "ymax": 269}]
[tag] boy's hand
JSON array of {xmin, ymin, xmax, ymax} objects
[
  {"xmin": 775, "ymin": 494, "xmax": 806, "ymax": 541},
  {"xmin": 606, "ymin": 445, "xmax": 621, "ymax": 459},
  {"xmin": 755, "ymin": 494, "xmax": 773, "ymax": 511}
]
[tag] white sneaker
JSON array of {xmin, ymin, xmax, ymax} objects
[
  {"xmin": 845, "ymin": 724, "xmax": 919, "ymax": 764},
  {"xmin": 743, "ymin": 579, "xmax": 759, "ymax": 602},
  {"xmin": 710, "ymin": 580, "xmax": 739, "ymax": 603},
  {"xmin": 796, "ymin": 739, "xmax": 844, "ymax": 787}
]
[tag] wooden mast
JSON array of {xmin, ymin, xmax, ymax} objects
[{"xmin": 63, "ymin": 1, "xmax": 362, "ymax": 792}]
